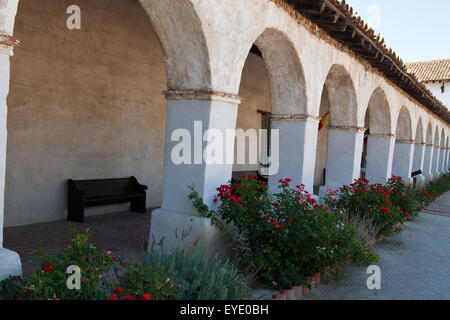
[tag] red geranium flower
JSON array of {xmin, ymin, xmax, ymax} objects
[
  {"xmin": 125, "ymin": 294, "xmax": 136, "ymax": 300},
  {"xmin": 113, "ymin": 288, "xmax": 123, "ymax": 295},
  {"xmin": 142, "ymin": 293, "xmax": 152, "ymax": 300},
  {"xmin": 43, "ymin": 264, "xmax": 53, "ymax": 273},
  {"xmin": 109, "ymin": 296, "xmax": 119, "ymax": 300},
  {"xmin": 381, "ymin": 207, "xmax": 389, "ymax": 215}
]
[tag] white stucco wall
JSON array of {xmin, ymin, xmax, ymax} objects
[
  {"xmin": 426, "ymin": 82, "xmax": 450, "ymax": 109},
  {"xmin": 1, "ymin": 0, "xmax": 448, "ymax": 228},
  {"xmin": 4, "ymin": 0, "xmax": 274, "ymax": 227},
  {"xmin": 5, "ymin": 0, "xmax": 168, "ymax": 227},
  {"xmin": 233, "ymin": 52, "xmax": 271, "ymax": 173}
]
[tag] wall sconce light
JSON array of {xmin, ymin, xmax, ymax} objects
[{"xmin": 442, "ymin": 83, "xmax": 445, "ymax": 93}]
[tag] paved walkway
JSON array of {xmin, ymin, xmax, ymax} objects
[
  {"xmin": 422, "ymin": 191, "xmax": 450, "ymax": 217},
  {"xmin": 304, "ymin": 192, "xmax": 450, "ymax": 300},
  {"xmin": 4, "ymin": 210, "xmax": 153, "ymax": 275}
]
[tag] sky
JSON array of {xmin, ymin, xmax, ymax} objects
[{"xmin": 345, "ymin": 0, "xmax": 450, "ymax": 63}]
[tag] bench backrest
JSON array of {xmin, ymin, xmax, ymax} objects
[{"xmin": 71, "ymin": 178, "xmax": 132, "ymax": 197}]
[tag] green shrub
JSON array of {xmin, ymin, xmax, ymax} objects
[
  {"xmin": 426, "ymin": 174, "xmax": 450, "ymax": 197},
  {"xmin": 324, "ymin": 178, "xmax": 406, "ymax": 238},
  {"xmin": 113, "ymin": 261, "xmax": 179, "ymax": 300},
  {"xmin": 143, "ymin": 245, "xmax": 253, "ymax": 300},
  {"xmin": 189, "ymin": 176, "xmax": 378, "ymax": 290},
  {"xmin": 385, "ymin": 176, "xmax": 433, "ymax": 221},
  {"xmin": 0, "ymin": 232, "xmax": 178, "ymax": 300},
  {"xmin": 325, "ymin": 176, "xmax": 435, "ymax": 239},
  {"xmin": 0, "ymin": 232, "xmax": 118, "ymax": 300}
]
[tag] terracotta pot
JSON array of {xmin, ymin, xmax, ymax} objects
[
  {"xmin": 323, "ymin": 266, "xmax": 334, "ymax": 279},
  {"xmin": 314, "ymin": 272, "xmax": 321, "ymax": 284},
  {"xmin": 305, "ymin": 276, "xmax": 314, "ymax": 288},
  {"xmin": 281, "ymin": 289, "xmax": 296, "ymax": 300},
  {"xmin": 292, "ymin": 285, "xmax": 303, "ymax": 299},
  {"xmin": 272, "ymin": 293, "xmax": 287, "ymax": 300},
  {"xmin": 301, "ymin": 284, "xmax": 310, "ymax": 295}
]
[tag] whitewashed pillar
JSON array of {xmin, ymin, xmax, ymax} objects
[
  {"xmin": 392, "ymin": 140, "xmax": 415, "ymax": 185},
  {"xmin": 320, "ymin": 126, "xmax": 364, "ymax": 193},
  {"xmin": 0, "ymin": 0, "xmax": 21, "ymax": 280},
  {"xmin": 439, "ymin": 147, "xmax": 446, "ymax": 174},
  {"xmin": 149, "ymin": 91, "xmax": 240, "ymax": 252},
  {"xmin": 423, "ymin": 144, "xmax": 434, "ymax": 183},
  {"xmin": 268, "ymin": 116, "xmax": 319, "ymax": 194},
  {"xmin": 365, "ymin": 134, "xmax": 396, "ymax": 184},
  {"xmin": 412, "ymin": 143, "xmax": 426, "ymax": 187},
  {"xmin": 432, "ymin": 145, "xmax": 441, "ymax": 177},
  {"xmin": 444, "ymin": 148, "xmax": 450, "ymax": 173}
]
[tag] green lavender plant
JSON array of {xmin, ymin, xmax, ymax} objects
[{"xmin": 141, "ymin": 245, "xmax": 253, "ymax": 300}]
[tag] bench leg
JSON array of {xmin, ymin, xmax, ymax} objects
[
  {"xmin": 68, "ymin": 205, "xmax": 85, "ymax": 223},
  {"xmin": 130, "ymin": 198, "xmax": 146, "ymax": 213}
]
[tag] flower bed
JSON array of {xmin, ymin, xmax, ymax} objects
[
  {"xmin": 0, "ymin": 232, "xmax": 252, "ymax": 300},
  {"xmin": 189, "ymin": 176, "xmax": 379, "ymax": 290},
  {"xmin": 324, "ymin": 177, "xmax": 434, "ymax": 239}
]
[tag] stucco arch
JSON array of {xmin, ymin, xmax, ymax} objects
[
  {"xmin": 365, "ymin": 88, "xmax": 392, "ymax": 134},
  {"xmin": 395, "ymin": 107, "xmax": 413, "ymax": 141},
  {"xmin": 434, "ymin": 127, "xmax": 440, "ymax": 146},
  {"xmin": 138, "ymin": 0, "xmax": 211, "ymax": 91},
  {"xmin": 323, "ymin": 64, "xmax": 358, "ymax": 127},
  {"xmin": 441, "ymin": 128, "xmax": 446, "ymax": 147},
  {"xmin": 239, "ymin": 28, "xmax": 307, "ymax": 115},
  {"xmin": 415, "ymin": 117, "xmax": 425, "ymax": 144},
  {"xmin": 426, "ymin": 122, "xmax": 433, "ymax": 145}
]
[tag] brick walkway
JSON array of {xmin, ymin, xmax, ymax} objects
[{"xmin": 3, "ymin": 210, "xmax": 153, "ymax": 275}]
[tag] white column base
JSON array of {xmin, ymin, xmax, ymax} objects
[
  {"xmin": 324, "ymin": 128, "xmax": 364, "ymax": 188},
  {"xmin": 0, "ymin": 248, "xmax": 22, "ymax": 281},
  {"xmin": 148, "ymin": 208, "xmax": 226, "ymax": 253},
  {"xmin": 392, "ymin": 142, "xmax": 414, "ymax": 184},
  {"xmin": 268, "ymin": 118, "xmax": 318, "ymax": 194},
  {"xmin": 414, "ymin": 175, "xmax": 426, "ymax": 188},
  {"xmin": 366, "ymin": 135, "xmax": 395, "ymax": 184},
  {"xmin": 424, "ymin": 174, "xmax": 434, "ymax": 184}
]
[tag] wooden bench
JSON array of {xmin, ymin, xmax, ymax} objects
[{"xmin": 67, "ymin": 176, "xmax": 148, "ymax": 223}]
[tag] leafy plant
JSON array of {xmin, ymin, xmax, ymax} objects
[
  {"xmin": 324, "ymin": 176, "xmax": 435, "ymax": 240},
  {"xmin": 0, "ymin": 232, "xmax": 178, "ymax": 300},
  {"xmin": 143, "ymin": 245, "xmax": 253, "ymax": 300},
  {"xmin": 189, "ymin": 176, "xmax": 378, "ymax": 290},
  {"xmin": 426, "ymin": 174, "xmax": 450, "ymax": 197}
]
